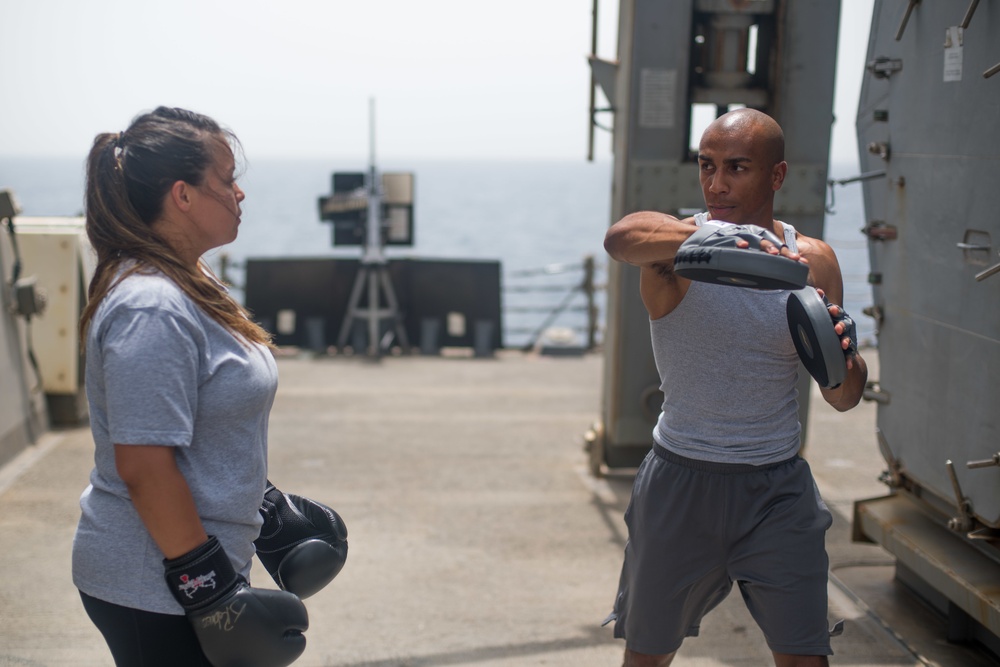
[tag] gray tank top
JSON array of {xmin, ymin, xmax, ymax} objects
[{"xmin": 650, "ymin": 216, "xmax": 802, "ymax": 465}]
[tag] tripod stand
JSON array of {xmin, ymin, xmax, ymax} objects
[
  {"xmin": 336, "ymin": 257, "xmax": 409, "ymax": 356},
  {"xmin": 335, "ymin": 101, "xmax": 409, "ymax": 357}
]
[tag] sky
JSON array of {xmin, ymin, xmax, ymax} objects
[{"xmin": 0, "ymin": 0, "xmax": 874, "ymax": 165}]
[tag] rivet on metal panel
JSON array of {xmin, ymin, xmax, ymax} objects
[
  {"xmin": 863, "ymin": 220, "xmax": 897, "ymax": 240},
  {"xmin": 867, "ymin": 142, "xmax": 890, "ymax": 160},
  {"xmin": 868, "ymin": 57, "xmax": 903, "ymax": 79},
  {"xmin": 862, "ymin": 305, "xmax": 884, "ymax": 330}
]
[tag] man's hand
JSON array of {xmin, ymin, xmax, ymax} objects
[
  {"xmin": 815, "ymin": 288, "xmax": 858, "ymax": 371},
  {"xmin": 674, "ymin": 223, "xmax": 809, "ymax": 291}
]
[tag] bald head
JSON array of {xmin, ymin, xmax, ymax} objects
[
  {"xmin": 703, "ymin": 108, "xmax": 784, "ymax": 166},
  {"xmin": 696, "ymin": 108, "xmax": 788, "ymax": 226}
]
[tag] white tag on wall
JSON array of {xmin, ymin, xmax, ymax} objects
[{"xmin": 944, "ymin": 26, "xmax": 963, "ymax": 82}]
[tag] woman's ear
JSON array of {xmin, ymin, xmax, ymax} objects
[{"xmin": 169, "ymin": 180, "xmax": 192, "ymax": 212}]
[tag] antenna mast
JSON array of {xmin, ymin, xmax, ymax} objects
[{"xmin": 336, "ymin": 98, "xmax": 409, "ymax": 357}]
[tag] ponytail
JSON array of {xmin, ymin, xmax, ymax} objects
[{"xmin": 79, "ymin": 107, "xmax": 272, "ymax": 349}]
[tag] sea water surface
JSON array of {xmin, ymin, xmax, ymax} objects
[{"xmin": 0, "ymin": 157, "xmax": 873, "ymax": 347}]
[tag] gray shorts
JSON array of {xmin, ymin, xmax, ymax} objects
[{"xmin": 605, "ymin": 444, "xmax": 834, "ymax": 656}]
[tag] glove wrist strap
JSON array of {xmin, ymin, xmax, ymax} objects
[{"xmin": 164, "ymin": 536, "xmax": 238, "ymax": 612}]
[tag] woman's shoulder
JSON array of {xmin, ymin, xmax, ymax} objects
[{"xmin": 102, "ymin": 267, "xmax": 196, "ymax": 318}]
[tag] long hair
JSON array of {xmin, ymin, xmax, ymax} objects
[{"xmin": 79, "ymin": 107, "xmax": 272, "ymax": 348}]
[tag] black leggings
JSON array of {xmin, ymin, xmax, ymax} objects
[{"xmin": 80, "ymin": 590, "xmax": 212, "ymax": 666}]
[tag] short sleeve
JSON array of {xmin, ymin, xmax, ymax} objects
[{"xmin": 97, "ymin": 304, "xmax": 202, "ymax": 447}]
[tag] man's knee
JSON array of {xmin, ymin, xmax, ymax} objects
[
  {"xmin": 623, "ymin": 648, "xmax": 676, "ymax": 667},
  {"xmin": 772, "ymin": 652, "xmax": 829, "ymax": 667}
]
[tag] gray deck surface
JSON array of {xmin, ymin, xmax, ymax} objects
[{"xmin": 1, "ymin": 349, "xmax": 996, "ymax": 666}]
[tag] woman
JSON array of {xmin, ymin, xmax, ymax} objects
[{"xmin": 72, "ymin": 107, "xmax": 309, "ymax": 667}]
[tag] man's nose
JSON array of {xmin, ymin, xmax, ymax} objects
[{"xmin": 708, "ymin": 173, "xmax": 728, "ymax": 194}]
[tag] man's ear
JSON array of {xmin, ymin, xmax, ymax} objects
[
  {"xmin": 169, "ymin": 180, "xmax": 192, "ymax": 211},
  {"xmin": 772, "ymin": 161, "xmax": 787, "ymax": 192}
]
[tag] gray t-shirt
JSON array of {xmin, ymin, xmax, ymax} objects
[
  {"xmin": 650, "ymin": 217, "xmax": 802, "ymax": 465},
  {"xmin": 72, "ymin": 268, "xmax": 277, "ymax": 614}
]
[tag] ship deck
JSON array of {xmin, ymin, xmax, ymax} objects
[{"xmin": 1, "ymin": 348, "xmax": 996, "ymax": 666}]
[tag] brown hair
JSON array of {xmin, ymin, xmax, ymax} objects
[{"xmin": 79, "ymin": 107, "xmax": 272, "ymax": 348}]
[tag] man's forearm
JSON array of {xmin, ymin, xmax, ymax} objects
[
  {"xmin": 820, "ymin": 353, "xmax": 868, "ymax": 412},
  {"xmin": 604, "ymin": 211, "xmax": 697, "ymax": 266}
]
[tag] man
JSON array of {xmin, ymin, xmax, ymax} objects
[{"xmin": 602, "ymin": 108, "xmax": 867, "ymax": 667}]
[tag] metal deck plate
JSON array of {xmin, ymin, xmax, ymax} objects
[{"xmin": 855, "ymin": 493, "xmax": 1000, "ymax": 635}]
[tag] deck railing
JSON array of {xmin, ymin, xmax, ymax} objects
[
  {"xmin": 502, "ymin": 255, "xmax": 604, "ymax": 351},
  {"xmin": 215, "ymin": 254, "xmax": 606, "ymax": 353}
]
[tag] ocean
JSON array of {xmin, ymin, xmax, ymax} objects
[{"xmin": 0, "ymin": 156, "xmax": 874, "ymax": 348}]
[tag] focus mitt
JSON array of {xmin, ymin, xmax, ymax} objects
[{"xmin": 674, "ymin": 222, "xmax": 808, "ymax": 290}]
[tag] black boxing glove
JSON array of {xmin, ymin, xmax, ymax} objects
[
  {"xmin": 254, "ymin": 482, "xmax": 349, "ymax": 599},
  {"xmin": 164, "ymin": 536, "xmax": 308, "ymax": 667},
  {"xmin": 821, "ymin": 292, "xmax": 858, "ymax": 359}
]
